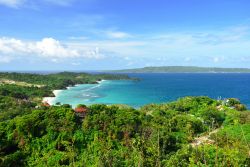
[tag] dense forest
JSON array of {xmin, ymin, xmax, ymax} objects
[
  {"xmin": 0, "ymin": 72, "xmax": 132, "ymax": 89},
  {"xmin": 0, "ymin": 72, "xmax": 250, "ymax": 166}
]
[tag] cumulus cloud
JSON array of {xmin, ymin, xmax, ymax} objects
[
  {"xmin": 35, "ymin": 38, "xmax": 79, "ymax": 58},
  {"xmin": 0, "ymin": 0, "xmax": 25, "ymax": 8},
  {"xmin": 1, "ymin": 25, "xmax": 250, "ymax": 68},
  {"xmin": 0, "ymin": 37, "xmax": 105, "ymax": 63}
]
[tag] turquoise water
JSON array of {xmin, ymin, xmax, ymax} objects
[{"xmin": 53, "ymin": 73, "xmax": 250, "ymax": 108}]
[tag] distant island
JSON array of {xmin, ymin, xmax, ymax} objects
[{"xmin": 109, "ymin": 66, "xmax": 250, "ymax": 73}]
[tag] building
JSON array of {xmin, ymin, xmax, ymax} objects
[
  {"xmin": 42, "ymin": 102, "xmax": 51, "ymax": 107},
  {"xmin": 74, "ymin": 106, "xmax": 88, "ymax": 118}
]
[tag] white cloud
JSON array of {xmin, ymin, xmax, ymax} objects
[
  {"xmin": 71, "ymin": 62, "xmax": 80, "ymax": 66},
  {"xmin": 51, "ymin": 58, "xmax": 59, "ymax": 63},
  {"xmin": 0, "ymin": 37, "xmax": 105, "ymax": 63},
  {"xmin": 185, "ymin": 57, "xmax": 191, "ymax": 62},
  {"xmin": 212, "ymin": 56, "xmax": 225, "ymax": 63},
  {"xmin": 213, "ymin": 57, "xmax": 219, "ymax": 63},
  {"xmin": 1, "ymin": 25, "xmax": 250, "ymax": 68},
  {"xmin": 106, "ymin": 31, "xmax": 132, "ymax": 39},
  {"xmin": 135, "ymin": 25, "xmax": 250, "ymax": 65},
  {"xmin": 69, "ymin": 40, "xmax": 145, "ymax": 55},
  {"xmin": 0, "ymin": 38, "xmax": 27, "ymax": 54},
  {"xmin": 68, "ymin": 36, "xmax": 89, "ymax": 40},
  {"xmin": 35, "ymin": 38, "xmax": 79, "ymax": 58},
  {"xmin": 0, "ymin": 0, "xmax": 77, "ymax": 8},
  {"xmin": 0, "ymin": 0, "xmax": 25, "ymax": 8}
]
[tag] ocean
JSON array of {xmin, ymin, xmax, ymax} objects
[{"xmin": 53, "ymin": 73, "xmax": 250, "ymax": 108}]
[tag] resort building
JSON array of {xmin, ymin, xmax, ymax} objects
[{"xmin": 74, "ymin": 105, "xmax": 88, "ymax": 118}]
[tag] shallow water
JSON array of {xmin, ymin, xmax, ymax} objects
[{"xmin": 53, "ymin": 73, "xmax": 250, "ymax": 108}]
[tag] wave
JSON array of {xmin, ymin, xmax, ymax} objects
[
  {"xmin": 82, "ymin": 81, "xmax": 107, "ymax": 91},
  {"xmin": 82, "ymin": 92, "xmax": 100, "ymax": 98}
]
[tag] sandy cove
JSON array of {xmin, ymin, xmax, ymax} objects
[{"xmin": 42, "ymin": 90, "xmax": 62, "ymax": 105}]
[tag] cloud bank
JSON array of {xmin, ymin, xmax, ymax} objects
[
  {"xmin": 0, "ymin": 37, "xmax": 104, "ymax": 63},
  {"xmin": 1, "ymin": 25, "xmax": 250, "ymax": 69}
]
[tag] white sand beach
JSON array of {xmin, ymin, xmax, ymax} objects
[
  {"xmin": 42, "ymin": 80, "xmax": 105, "ymax": 105},
  {"xmin": 42, "ymin": 90, "xmax": 62, "ymax": 105},
  {"xmin": 97, "ymin": 80, "xmax": 106, "ymax": 84}
]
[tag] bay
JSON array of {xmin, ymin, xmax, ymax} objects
[{"xmin": 53, "ymin": 73, "xmax": 250, "ymax": 108}]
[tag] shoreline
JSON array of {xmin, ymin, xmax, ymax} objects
[
  {"xmin": 42, "ymin": 90, "xmax": 63, "ymax": 105},
  {"xmin": 42, "ymin": 79, "xmax": 106, "ymax": 105}
]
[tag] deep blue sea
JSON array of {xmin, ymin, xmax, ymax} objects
[{"xmin": 53, "ymin": 73, "xmax": 250, "ymax": 108}]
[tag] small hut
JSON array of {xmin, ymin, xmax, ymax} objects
[
  {"xmin": 74, "ymin": 105, "xmax": 88, "ymax": 118},
  {"xmin": 42, "ymin": 102, "xmax": 51, "ymax": 107}
]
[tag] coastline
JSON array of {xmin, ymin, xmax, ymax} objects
[
  {"xmin": 97, "ymin": 79, "xmax": 106, "ymax": 84},
  {"xmin": 42, "ymin": 90, "xmax": 62, "ymax": 105},
  {"xmin": 42, "ymin": 79, "xmax": 106, "ymax": 105}
]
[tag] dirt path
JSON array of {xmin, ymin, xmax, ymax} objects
[{"xmin": 191, "ymin": 129, "xmax": 219, "ymax": 147}]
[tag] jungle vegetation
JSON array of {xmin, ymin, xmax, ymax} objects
[{"xmin": 0, "ymin": 72, "xmax": 249, "ymax": 166}]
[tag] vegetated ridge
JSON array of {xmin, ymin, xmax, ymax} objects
[
  {"xmin": 110, "ymin": 66, "xmax": 250, "ymax": 73},
  {"xmin": 0, "ymin": 72, "xmax": 249, "ymax": 166}
]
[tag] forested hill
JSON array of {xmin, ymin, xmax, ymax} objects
[
  {"xmin": 1, "ymin": 95, "xmax": 250, "ymax": 166},
  {"xmin": 110, "ymin": 66, "xmax": 250, "ymax": 73},
  {"xmin": 0, "ymin": 72, "xmax": 132, "ymax": 90},
  {"xmin": 0, "ymin": 72, "xmax": 250, "ymax": 166}
]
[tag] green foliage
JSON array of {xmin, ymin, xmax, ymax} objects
[
  {"xmin": 239, "ymin": 111, "xmax": 250, "ymax": 124},
  {"xmin": 199, "ymin": 107, "xmax": 225, "ymax": 127},
  {"xmin": 165, "ymin": 145, "xmax": 249, "ymax": 166},
  {"xmin": 0, "ymin": 96, "xmax": 36, "ymax": 122},
  {"xmin": 0, "ymin": 72, "xmax": 132, "ymax": 90},
  {"xmin": 226, "ymin": 98, "xmax": 241, "ymax": 106},
  {"xmin": 0, "ymin": 84, "xmax": 53, "ymax": 100},
  {"xmin": 212, "ymin": 124, "xmax": 250, "ymax": 150},
  {"xmin": 1, "ymin": 96, "xmax": 249, "ymax": 166},
  {"xmin": 0, "ymin": 72, "xmax": 249, "ymax": 166},
  {"xmin": 168, "ymin": 96, "xmax": 217, "ymax": 113},
  {"xmin": 226, "ymin": 98, "xmax": 247, "ymax": 111}
]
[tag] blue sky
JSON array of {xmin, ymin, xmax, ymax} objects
[{"xmin": 1, "ymin": 0, "xmax": 250, "ymax": 70}]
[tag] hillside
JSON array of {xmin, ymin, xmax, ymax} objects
[
  {"xmin": 110, "ymin": 66, "xmax": 250, "ymax": 73},
  {"xmin": 0, "ymin": 72, "xmax": 250, "ymax": 166},
  {"xmin": 1, "ymin": 94, "xmax": 249, "ymax": 166}
]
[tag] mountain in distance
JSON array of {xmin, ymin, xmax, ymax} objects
[{"xmin": 109, "ymin": 66, "xmax": 250, "ymax": 73}]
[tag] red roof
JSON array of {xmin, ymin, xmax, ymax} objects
[
  {"xmin": 74, "ymin": 106, "xmax": 88, "ymax": 113},
  {"xmin": 42, "ymin": 102, "xmax": 50, "ymax": 107}
]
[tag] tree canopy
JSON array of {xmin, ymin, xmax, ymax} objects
[{"xmin": 0, "ymin": 72, "xmax": 249, "ymax": 166}]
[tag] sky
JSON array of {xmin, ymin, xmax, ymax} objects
[{"xmin": 1, "ymin": 0, "xmax": 250, "ymax": 71}]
